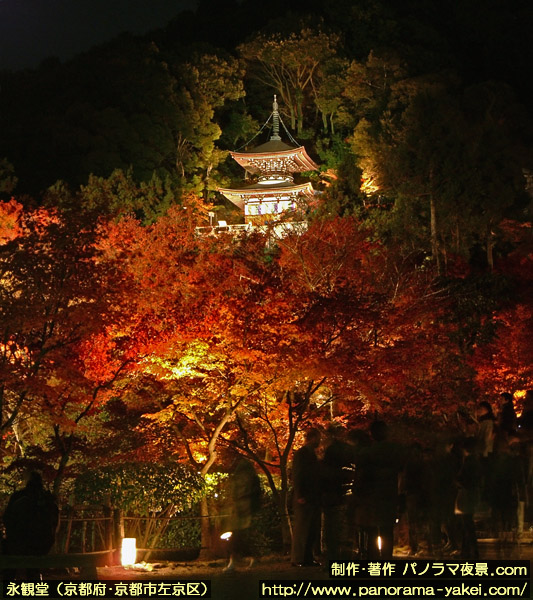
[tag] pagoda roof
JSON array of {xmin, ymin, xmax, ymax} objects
[
  {"xmin": 218, "ymin": 181, "xmax": 314, "ymax": 210},
  {"xmin": 247, "ymin": 139, "xmax": 295, "ymax": 153},
  {"xmin": 230, "ymin": 144, "xmax": 318, "ymax": 174}
]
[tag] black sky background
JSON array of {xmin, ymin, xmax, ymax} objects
[{"xmin": 0, "ymin": 0, "xmax": 198, "ymax": 70}]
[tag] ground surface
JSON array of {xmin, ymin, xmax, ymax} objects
[
  {"xmin": 100, "ymin": 554, "xmax": 330, "ymax": 596},
  {"xmin": 95, "ymin": 541, "xmax": 533, "ymax": 599}
]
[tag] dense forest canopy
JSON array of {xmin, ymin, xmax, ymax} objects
[
  {"xmin": 1, "ymin": 0, "xmax": 532, "ymax": 195},
  {"xmin": 0, "ymin": 0, "xmax": 532, "ymax": 524}
]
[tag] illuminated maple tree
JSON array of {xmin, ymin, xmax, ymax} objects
[
  {"xmin": 470, "ymin": 221, "xmax": 533, "ymax": 399},
  {"xmin": 4, "ymin": 188, "xmax": 528, "ymax": 554},
  {"xmin": 0, "ymin": 200, "xmax": 137, "ymax": 486}
]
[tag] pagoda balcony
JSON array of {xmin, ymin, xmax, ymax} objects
[
  {"xmin": 195, "ymin": 222, "xmax": 253, "ymax": 236},
  {"xmin": 195, "ymin": 220, "xmax": 308, "ymax": 238}
]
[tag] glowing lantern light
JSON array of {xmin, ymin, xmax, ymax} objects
[
  {"xmin": 121, "ymin": 538, "xmax": 137, "ymax": 566},
  {"xmin": 377, "ymin": 536, "xmax": 382, "ymax": 555},
  {"xmin": 220, "ymin": 531, "xmax": 233, "ymax": 541}
]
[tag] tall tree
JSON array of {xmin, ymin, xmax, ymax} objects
[
  {"xmin": 0, "ymin": 201, "xmax": 128, "ymax": 463},
  {"xmin": 350, "ymin": 74, "xmax": 530, "ymax": 272},
  {"xmin": 0, "ymin": 40, "xmax": 245, "ymax": 195},
  {"xmin": 239, "ymin": 28, "xmax": 341, "ymax": 135},
  {"xmin": 470, "ymin": 221, "xmax": 533, "ymax": 396}
]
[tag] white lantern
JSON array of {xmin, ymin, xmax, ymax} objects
[{"xmin": 121, "ymin": 537, "xmax": 137, "ymax": 566}]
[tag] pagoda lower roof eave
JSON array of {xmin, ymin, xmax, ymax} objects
[{"xmin": 217, "ymin": 181, "xmax": 315, "ymax": 209}]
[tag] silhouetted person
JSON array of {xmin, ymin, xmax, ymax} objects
[
  {"xmin": 346, "ymin": 428, "xmax": 371, "ymax": 558},
  {"xmin": 321, "ymin": 424, "xmax": 352, "ymax": 562},
  {"xmin": 455, "ymin": 437, "xmax": 482, "ymax": 559},
  {"xmin": 518, "ymin": 390, "xmax": 533, "ymax": 488},
  {"xmin": 3, "ymin": 471, "xmax": 58, "ymax": 556},
  {"xmin": 476, "ymin": 401, "xmax": 495, "ymax": 459},
  {"xmin": 291, "ymin": 428, "xmax": 321, "ymax": 567},
  {"xmin": 3, "ymin": 470, "xmax": 59, "ymax": 580},
  {"xmin": 486, "ymin": 436, "xmax": 524, "ymax": 548},
  {"xmin": 430, "ymin": 438, "xmax": 461, "ymax": 555},
  {"xmin": 354, "ymin": 421, "xmax": 405, "ymax": 559},
  {"xmin": 498, "ymin": 392, "xmax": 517, "ymax": 436},
  {"xmin": 402, "ymin": 443, "xmax": 432, "ymax": 556},
  {"xmin": 224, "ymin": 458, "xmax": 262, "ymax": 572}
]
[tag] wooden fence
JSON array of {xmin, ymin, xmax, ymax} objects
[
  {"xmin": 56, "ymin": 505, "xmax": 115, "ymax": 554},
  {"xmin": 55, "ymin": 505, "xmax": 228, "ymax": 559}
]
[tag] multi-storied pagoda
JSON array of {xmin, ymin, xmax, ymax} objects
[{"xmin": 218, "ymin": 96, "xmax": 318, "ymax": 227}]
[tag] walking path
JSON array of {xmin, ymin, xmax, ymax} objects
[{"xmin": 95, "ymin": 540, "xmax": 533, "ymax": 599}]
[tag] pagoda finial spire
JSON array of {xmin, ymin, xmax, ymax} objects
[{"xmin": 271, "ymin": 94, "xmax": 281, "ymax": 141}]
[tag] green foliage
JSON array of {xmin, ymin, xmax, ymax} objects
[
  {"xmin": 239, "ymin": 28, "xmax": 342, "ymax": 135},
  {"xmin": 218, "ymin": 109, "xmax": 259, "ymax": 151},
  {"xmin": 81, "ymin": 170, "xmax": 180, "ymax": 224},
  {"xmin": 250, "ymin": 487, "xmax": 283, "ymax": 554},
  {"xmin": 0, "ymin": 158, "xmax": 17, "ymax": 197},
  {"xmin": 146, "ymin": 477, "xmax": 282, "ymax": 553},
  {"xmin": 0, "ymin": 40, "xmax": 245, "ymax": 195},
  {"xmin": 316, "ymin": 141, "xmax": 365, "ymax": 217},
  {"xmin": 74, "ymin": 462, "xmax": 204, "ymax": 514},
  {"xmin": 349, "ymin": 73, "xmax": 531, "ymax": 267},
  {"xmin": 158, "ymin": 506, "xmax": 202, "ymax": 550},
  {"xmin": 44, "ymin": 170, "xmax": 183, "ymax": 224},
  {"xmin": 443, "ymin": 273, "xmax": 514, "ymax": 353},
  {"xmin": 167, "ymin": 52, "xmax": 245, "ymax": 196}
]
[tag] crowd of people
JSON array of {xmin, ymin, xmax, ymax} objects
[
  {"xmin": 3, "ymin": 391, "xmax": 532, "ymax": 576},
  {"xmin": 290, "ymin": 390, "xmax": 533, "ymax": 566}
]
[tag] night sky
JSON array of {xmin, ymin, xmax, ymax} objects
[{"xmin": 0, "ymin": 0, "xmax": 198, "ymax": 70}]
